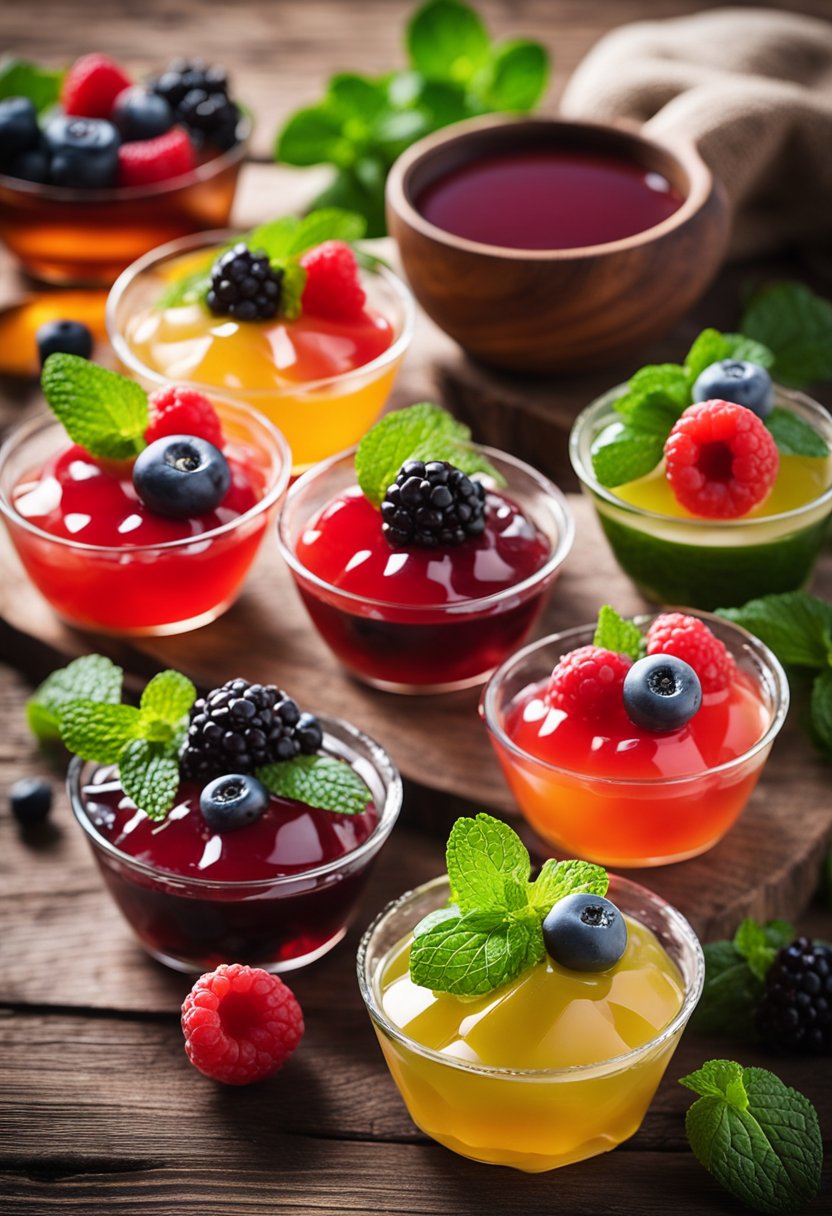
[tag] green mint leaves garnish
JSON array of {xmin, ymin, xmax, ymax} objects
[
  {"xmin": 718, "ymin": 592, "xmax": 832, "ymax": 758},
  {"xmin": 590, "ymin": 324, "xmax": 829, "ymax": 489},
  {"xmin": 41, "ymin": 355, "xmax": 149, "ymax": 461},
  {"xmin": 680, "ymin": 1060, "xmax": 822, "ymax": 1215},
  {"xmin": 27, "ymin": 654, "xmax": 123, "ymax": 743},
  {"xmin": 355, "ymin": 402, "xmax": 502, "ymax": 507},
  {"xmin": 156, "ymin": 207, "xmax": 367, "ymax": 314},
  {"xmin": 593, "ymin": 604, "xmax": 644, "ymax": 661},
  {"xmin": 257, "ymin": 754, "xmax": 370, "ymax": 816},
  {"xmin": 274, "ymin": 0, "xmax": 549, "ymax": 237},
  {"xmin": 0, "ymin": 56, "xmax": 64, "ymax": 113},
  {"xmin": 409, "ymin": 813, "xmax": 607, "ymax": 996},
  {"xmin": 691, "ymin": 917, "xmax": 794, "ymax": 1037},
  {"xmin": 741, "ymin": 281, "xmax": 832, "ymax": 389}
]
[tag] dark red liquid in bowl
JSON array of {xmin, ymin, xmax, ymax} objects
[{"xmin": 416, "ymin": 148, "xmax": 684, "ymax": 250}]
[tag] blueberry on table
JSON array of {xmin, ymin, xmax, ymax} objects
[
  {"xmin": 543, "ymin": 893, "xmax": 628, "ymax": 972},
  {"xmin": 623, "ymin": 654, "xmax": 702, "ymax": 732},
  {"xmin": 692, "ymin": 359, "xmax": 774, "ymax": 420},
  {"xmin": 112, "ymin": 86, "xmax": 173, "ymax": 141},
  {"xmin": 200, "ymin": 774, "xmax": 270, "ymax": 832},
  {"xmin": 10, "ymin": 777, "xmax": 53, "ymax": 825},
  {"xmin": 44, "ymin": 115, "xmax": 120, "ymax": 189},
  {"xmin": 132, "ymin": 434, "xmax": 230, "ymax": 518},
  {"xmin": 37, "ymin": 319, "xmax": 93, "ymax": 366},
  {"xmin": 0, "ymin": 97, "xmax": 39, "ymax": 160}
]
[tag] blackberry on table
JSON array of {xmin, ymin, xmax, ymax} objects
[
  {"xmin": 381, "ymin": 460, "xmax": 486, "ymax": 549},
  {"xmin": 206, "ymin": 244, "xmax": 283, "ymax": 322},
  {"xmin": 180, "ymin": 679, "xmax": 322, "ymax": 781},
  {"xmin": 756, "ymin": 937, "xmax": 832, "ymax": 1055}
]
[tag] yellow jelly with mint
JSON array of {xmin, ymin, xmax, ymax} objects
[{"xmin": 374, "ymin": 915, "xmax": 685, "ymax": 1172}]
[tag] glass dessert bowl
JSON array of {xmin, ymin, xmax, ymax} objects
[
  {"xmin": 357, "ymin": 815, "xmax": 704, "ymax": 1172},
  {"xmin": 107, "ymin": 229, "xmax": 415, "ymax": 472},
  {"xmin": 481, "ymin": 609, "xmax": 789, "ymax": 867},
  {"xmin": 278, "ymin": 419, "xmax": 574, "ymax": 693}
]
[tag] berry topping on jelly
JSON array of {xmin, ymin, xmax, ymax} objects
[
  {"xmin": 144, "ymin": 384, "xmax": 223, "ymax": 448},
  {"xmin": 542, "ymin": 892, "xmax": 628, "ymax": 973},
  {"xmin": 623, "ymin": 654, "xmax": 702, "ymax": 733},
  {"xmin": 547, "ymin": 644, "xmax": 632, "ymax": 721},
  {"xmin": 132, "ymin": 434, "xmax": 230, "ymax": 518},
  {"xmin": 380, "ymin": 459, "xmax": 487, "ymax": 549},
  {"xmin": 646, "ymin": 611, "xmax": 735, "ymax": 693},
  {"xmin": 692, "ymin": 359, "xmax": 774, "ymax": 420},
  {"xmin": 300, "ymin": 239, "xmax": 366, "ymax": 321},
  {"xmin": 207, "ymin": 243, "xmax": 284, "ymax": 322}
]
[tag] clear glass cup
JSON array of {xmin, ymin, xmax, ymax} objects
[
  {"xmin": 278, "ymin": 446, "xmax": 575, "ymax": 694},
  {"xmin": 480, "ymin": 611, "xmax": 789, "ymax": 867},
  {"xmin": 107, "ymin": 230, "xmax": 416, "ymax": 472},
  {"xmin": 0, "ymin": 118, "xmax": 251, "ymax": 286},
  {"xmin": 70, "ymin": 716, "xmax": 402, "ymax": 974},
  {"xmin": 569, "ymin": 385, "xmax": 832, "ymax": 610},
  {"xmin": 0, "ymin": 393, "xmax": 290, "ymax": 635},
  {"xmin": 357, "ymin": 873, "xmax": 704, "ymax": 1172}
]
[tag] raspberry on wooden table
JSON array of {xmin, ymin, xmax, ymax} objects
[
  {"xmin": 646, "ymin": 613, "xmax": 735, "ymax": 694},
  {"xmin": 547, "ymin": 645, "xmax": 633, "ymax": 720}
]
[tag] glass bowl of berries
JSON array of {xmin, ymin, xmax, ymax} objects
[
  {"xmin": 48, "ymin": 656, "xmax": 402, "ymax": 973},
  {"xmin": 0, "ymin": 54, "xmax": 251, "ymax": 285},
  {"xmin": 357, "ymin": 813, "xmax": 704, "ymax": 1171},
  {"xmin": 106, "ymin": 212, "xmax": 416, "ymax": 472},
  {"xmin": 480, "ymin": 606, "xmax": 789, "ymax": 866},
  {"xmin": 0, "ymin": 356, "xmax": 290, "ymax": 634},
  {"xmin": 277, "ymin": 403, "xmax": 575, "ymax": 693},
  {"xmin": 569, "ymin": 339, "xmax": 832, "ymax": 610}
]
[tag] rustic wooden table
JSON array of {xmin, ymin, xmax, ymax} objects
[{"xmin": 2, "ymin": 2, "xmax": 832, "ymax": 1213}]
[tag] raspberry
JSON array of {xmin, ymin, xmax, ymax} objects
[
  {"xmin": 300, "ymin": 241, "xmax": 366, "ymax": 321},
  {"xmin": 548, "ymin": 645, "xmax": 633, "ymax": 721},
  {"xmin": 664, "ymin": 399, "xmax": 779, "ymax": 519},
  {"xmin": 646, "ymin": 613, "xmax": 735, "ymax": 694},
  {"xmin": 62, "ymin": 54, "xmax": 133, "ymax": 120},
  {"xmin": 182, "ymin": 964, "xmax": 304, "ymax": 1085},
  {"xmin": 756, "ymin": 938, "xmax": 832, "ymax": 1055},
  {"xmin": 145, "ymin": 385, "xmax": 223, "ymax": 448},
  {"xmin": 116, "ymin": 126, "xmax": 196, "ymax": 188}
]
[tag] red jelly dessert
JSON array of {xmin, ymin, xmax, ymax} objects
[{"xmin": 280, "ymin": 410, "xmax": 573, "ymax": 692}]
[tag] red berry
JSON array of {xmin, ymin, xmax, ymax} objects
[
  {"xmin": 664, "ymin": 399, "xmax": 779, "ymax": 519},
  {"xmin": 646, "ymin": 613, "xmax": 735, "ymax": 694},
  {"xmin": 300, "ymin": 240, "xmax": 366, "ymax": 321},
  {"xmin": 181, "ymin": 963, "xmax": 304, "ymax": 1086},
  {"xmin": 62, "ymin": 54, "xmax": 132, "ymax": 120},
  {"xmin": 117, "ymin": 126, "xmax": 196, "ymax": 188},
  {"xmin": 548, "ymin": 645, "xmax": 633, "ymax": 721},
  {"xmin": 146, "ymin": 386, "xmax": 223, "ymax": 448}
]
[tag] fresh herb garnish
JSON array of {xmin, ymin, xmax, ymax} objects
[
  {"xmin": 41, "ymin": 354, "xmax": 149, "ymax": 461},
  {"xmin": 257, "ymin": 754, "xmax": 370, "ymax": 816},
  {"xmin": 718, "ymin": 591, "xmax": 832, "ymax": 759},
  {"xmin": 274, "ymin": 0, "xmax": 550, "ymax": 236},
  {"xmin": 691, "ymin": 917, "xmax": 794, "ymax": 1037},
  {"xmin": 680, "ymin": 1059, "xmax": 822, "ymax": 1215},
  {"xmin": 0, "ymin": 56, "xmax": 64, "ymax": 113},
  {"xmin": 27, "ymin": 654, "xmax": 123, "ymax": 743},
  {"xmin": 741, "ymin": 281, "xmax": 832, "ymax": 389},
  {"xmin": 593, "ymin": 604, "xmax": 644, "ymax": 661},
  {"xmin": 355, "ymin": 402, "xmax": 502, "ymax": 506},
  {"xmin": 409, "ymin": 812, "xmax": 607, "ymax": 996}
]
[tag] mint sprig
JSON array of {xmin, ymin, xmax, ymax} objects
[
  {"xmin": 691, "ymin": 917, "xmax": 794, "ymax": 1037},
  {"xmin": 680, "ymin": 1060, "xmax": 822, "ymax": 1215},
  {"xmin": 0, "ymin": 57, "xmax": 64, "ymax": 113},
  {"xmin": 593, "ymin": 604, "xmax": 644, "ymax": 661},
  {"xmin": 409, "ymin": 813, "xmax": 607, "ymax": 996},
  {"xmin": 257, "ymin": 753, "xmax": 370, "ymax": 816},
  {"xmin": 718, "ymin": 592, "xmax": 832, "ymax": 758},
  {"xmin": 27, "ymin": 654, "xmax": 123, "ymax": 743},
  {"xmin": 741, "ymin": 281, "xmax": 832, "ymax": 389},
  {"xmin": 41, "ymin": 355, "xmax": 149, "ymax": 461},
  {"xmin": 355, "ymin": 402, "xmax": 502, "ymax": 507}
]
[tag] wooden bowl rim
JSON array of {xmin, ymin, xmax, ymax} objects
[{"xmin": 386, "ymin": 113, "xmax": 717, "ymax": 261}]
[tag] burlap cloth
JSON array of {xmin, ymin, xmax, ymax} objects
[{"xmin": 560, "ymin": 6, "xmax": 832, "ymax": 258}]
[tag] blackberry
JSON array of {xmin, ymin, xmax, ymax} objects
[
  {"xmin": 756, "ymin": 937, "xmax": 832, "ymax": 1055},
  {"xmin": 380, "ymin": 460, "xmax": 486, "ymax": 549},
  {"xmin": 150, "ymin": 58, "xmax": 240, "ymax": 149},
  {"xmin": 180, "ymin": 679, "xmax": 322, "ymax": 781},
  {"xmin": 206, "ymin": 244, "xmax": 283, "ymax": 322}
]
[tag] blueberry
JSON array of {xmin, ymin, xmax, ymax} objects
[
  {"xmin": 112, "ymin": 86, "xmax": 173, "ymax": 141},
  {"xmin": 44, "ymin": 114, "xmax": 120, "ymax": 189},
  {"xmin": 692, "ymin": 359, "xmax": 774, "ymax": 420},
  {"xmin": 199, "ymin": 773, "xmax": 269, "ymax": 832},
  {"xmin": 0, "ymin": 97, "xmax": 39, "ymax": 159},
  {"xmin": 623, "ymin": 654, "xmax": 702, "ymax": 732},
  {"xmin": 37, "ymin": 319, "xmax": 93, "ymax": 366},
  {"xmin": 6, "ymin": 146, "xmax": 50, "ymax": 183},
  {"xmin": 10, "ymin": 777, "xmax": 53, "ymax": 825},
  {"xmin": 132, "ymin": 434, "xmax": 231, "ymax": 519},
  {"xmin": 542, "ymin": 893, "xmax": 628, "ymax": 972}
]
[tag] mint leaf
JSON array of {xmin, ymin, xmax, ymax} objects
[
  {"xmin": 718, "ymin": 592, "xmax": 832, "ymax": 669},
  {"xmin": 119, "ymin": 738, "xmax": 181, "ymax": 822},
  {"xmin": 257, "ymin": 754, "xmax": 370, "ymax": 816},
  {"xmin": 41, "ymin": 355, "xmax": 148, "ymax": 460},
  {"xmin": 475, "ymin": 39, "xmax": 549, "ymax": 111},
  {"xmin": 275, "ymin": 105, "xmax": 347, "ymax": 167},
  {"xmin": 413, "ymin": 904, "xmax": 460, "ymax": 936},
  {"xmin": 764, "ymin": 407, "xmax": 830, "ymax": 458},
  {"xmin": 685, "ymin": 329, "xmax": 775, "ymax": 384},
  {"xmin": 692, "ymin": 919, "xmax": 794, "ymax": 1037},
  {"xmin": 529, "ymin": 858, "xmax": 608, "ymax": 914},
  {"xmin": 733, "ymin": 918, "xmax": 778, "ymax": 982},
  {"xmin": 810, "ymin": 668, "xmax": 832, "ymax": 757},
  {"xmin": 593, "ymin": 605, "xmax": 644, "ymax": 661},
  {"xmin": 138, "ymin": 670, "xmax": 195, "ymax": 745},
  {"xmin": 407, "ymin": 0, "xmax": 490, "ymax": 83},
  {"xmin": 624, "ymin": 364, "xmax": 690, "ymax": 411},
  {"xmin": 279, "ymin": 262, "xmax": 307, "ymax": 322},
  {"xmin": 741, "ymin": 282, "xmax": 832, "ymax": 388},
  {"xmin": 27, "ymin": 655, "xmax": 123, "ymax": 743},
  {"xmin": 723, "ymin": 333, "xmax": 776, "ymax": 370},
  {"xmin": 590, "ymin": 423, "xmax": 666, "ymax": 488},
  {"xmin": 409, "ymin": 909, "xmax": 539, "ymax": 996},
  {"xmin": 355, "ymin": 402, "xmax": 502, "ymax": 506},
  {"xmin": 446, "ymin": 813, "xmax": 531, "ymax": 914},
  {"xmin": 681, "ymin": 1060, "xmax": 823, "ymax": 1215},
  {"xmin": 0, "ymin": 57, "xmax": 63, "ymax": 112},
  {"xmin": 58, "ymin": 701, "xmax": 140, "ymax": 764},
  {"xmin": 284, "ymin": 208, "xmax": 367, "ymax": 255}
]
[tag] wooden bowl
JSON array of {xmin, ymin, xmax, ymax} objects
[{"xmin": 386, "ymin": 116, "xmax": 730, "ymax": 374}]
